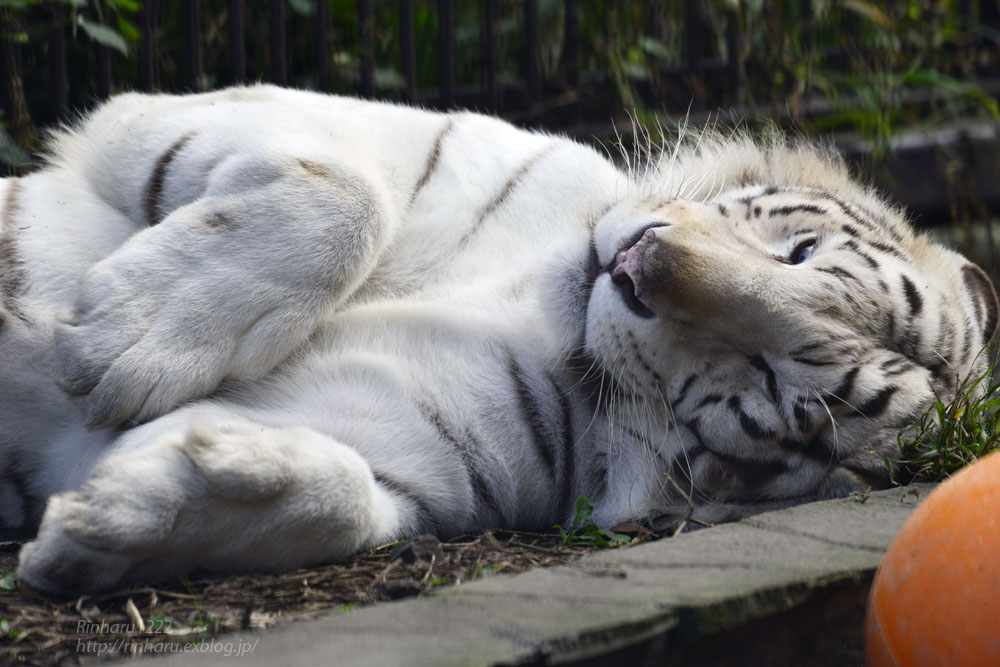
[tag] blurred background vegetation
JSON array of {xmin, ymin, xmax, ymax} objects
[{"xmin": 1, "ymin": 0, "xmax": 999, "ymax": 270}]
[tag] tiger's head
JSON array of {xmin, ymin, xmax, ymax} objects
[{"xmin": 581, "ymin": 133, "xmax": 998, "ymax": 525}]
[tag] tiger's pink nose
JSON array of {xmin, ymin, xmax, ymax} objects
[{"xmin": 611, "ymin": 227, "xmax": 657, "ymax": 298}]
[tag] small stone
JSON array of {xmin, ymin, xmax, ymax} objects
[
  {"xmin": 373, "ymin": 579, "xmax": 423, "ymax": 601},
  {"xmin": 389, "ymin": 534, "xmax": 444, "ymax": 565}
]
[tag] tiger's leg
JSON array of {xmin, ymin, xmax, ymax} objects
[
  {"xmin": 56, "ymin": 155, "xmax": 395, "ymax": 427},
  {"xmin": 16, "ymin": 404, "xmax": 410, "ymax": 596}
]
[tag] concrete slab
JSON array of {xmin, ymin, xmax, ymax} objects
[
  {"xmin": 741, "ymin": 485, "xmax": 928, "ymax": 551},
  {"xmin": 155, "ymin": 484, "xmax": 932, "ymax": 666}
]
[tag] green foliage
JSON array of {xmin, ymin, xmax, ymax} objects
[
  {"xmin": 807, "ymin": 62, "xmax": 1000, "ymax": 158},
  {"xmin": 77, "ymin": 16, "xmax": 127, "ymax": 54},
  {"xmin": 0, "ymin": 572, "xmax": 16, "ymax": 592},
  {"xmin": 73, "ymin": 0, "xmax": 142, "ymax": 55},
  {"xmin": 0, "ymin": 617, "xmax": 22, "ymax": 639},
  {"xmin": 893, "ymin": 354, "xmax": 1000, "ymax": 482},
  {"xmin": 0, "ymin": 0, "xmax": 143, "ymax": 168},
  {"xmin": 473, "ymin": 564, "xmax": 498, "ymax": 578},
  {"xmin": 554, "ymin": 495, "xmax": 633, "ymax": 548},
  {"xmin": 179, "ymin": 576, "xmax": 219, "ymax": 637},
  {"xmin": 2, "ymin": 0, "xmax": 140, "ymax": 55},
  {"xmin": 1, "ymin": 0, "xmax": 997, "ymax": 158},
  {"xmin": 287, "ymin": 0, "xmax": 313, "ymax": 16}
]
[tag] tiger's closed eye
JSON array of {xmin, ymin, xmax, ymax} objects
[{"xmin": 750, "ymin": 356, "xmax": 780, "ymax": 403}]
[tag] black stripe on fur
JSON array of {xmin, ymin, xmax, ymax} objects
[
  {"xmin": 145, "ymin": 131, "xmax": 196, "ymax": 225},
  {"xmin": 418, "ymin": 403, "xmax": 508, "ymax": 526},
  {"xmin": 900, "ymin": 274, "xmax": 923, "ymax": 317},
  {"xmin": 508, "ymin": 358, "xmax": 558, "ymax": 479},
  {"xmin": 410, "ymin": 117, "xmax": 455, "ymax": 205},
  {"xmin": 552, "ymin": 377, "xmax": 576, "ymax": 524},
  {"xmin": 458, "ymin": 144, "xmax": 557, "ymax": 249},
  {"xmin": 727, "ymin": 395, "xmax": 776, "ymax": 441},
  {"xmin": 847, "ymin": 386, "xmax": 898, "ymax": 419},
  {"xmin": 768, "ymin": 204, "xmax": 827, "ymax": 217}
]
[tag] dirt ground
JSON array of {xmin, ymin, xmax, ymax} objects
[{"xmin": 0, "ymin": 525, "xmax": 656, "ymax": 666}]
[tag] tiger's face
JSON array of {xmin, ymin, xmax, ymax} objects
[{"xmin": 583, "ymin": 175, "xmax": 997, "ymax": 517}]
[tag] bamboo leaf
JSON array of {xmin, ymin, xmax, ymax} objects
[
  {"xmin": 844, "ymin": 0, "xmax": 893, "ymax": 29},
  {"xmin": 108, "ymin": 0, "xmax": 141, "ymax": 11},
  {"xmin": 77, "ymin": 16, "xmax": 129, "ymax": 55}
]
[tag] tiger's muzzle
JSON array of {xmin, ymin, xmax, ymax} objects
[{"xmin": 608, "ymin": 216, "xmax": 841, "ymax": 350}]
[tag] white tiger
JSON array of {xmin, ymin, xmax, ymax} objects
[{"xmin": 0, "ymin": 86, "xmax": 994, "ymax": 596}]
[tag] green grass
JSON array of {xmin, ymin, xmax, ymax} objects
[
  {"xmin": 554, "ymin": 496, "xmax": 633, "ymax": 549},
  {"xmin": 473, "ymin": 564, "xmax": 499, "ymax": 578},
  {"xmin": 179, "ymin": 576, "xmax": 220, "ymax": 640},
  {"xmin": 891, "ymin": 354, "xmax": 1000, "ymax": 483},
  {"xmin": 0, "ymin": 618, "xmax": 21, "ymax": 640}
]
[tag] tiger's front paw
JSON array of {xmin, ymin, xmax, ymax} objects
[
  {"xmin": 55, "ymin": 259, "xmax": 233, "ymax": 426},
  {"xmin": 54, "ymin": 231, "xmax": 302, "ymax": 427},
  {"xmin": 17, "ymin": 415, "xmax": 388, "ymax": 596},
  {"xmin": 16, "ymin": 496, "xmax": 152, "ymax": 597},
  {"xmin": 16, "ymin": 435, "xmax": 190, "ymax": 596}
]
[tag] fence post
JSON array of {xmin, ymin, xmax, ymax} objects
[
  {"xmin": 228, "ymin": 0, "xmax": 246, "ymax": 84},
  {"xmin": 313, "ymin": 0, "xmax": 331, "ymax": 90},
  {"xmin": 399, "ymin": 0, "xmax": 417, "ymax": 103},
  {"xmin": 95, "ymin": 42, "xmax": 112, "ymax": 99},
  {"xmin": 269, "ymin": 0, "xmax": 287, "ymax": 85},
  {"xmin": 799, "ymin": 0, "xmax": 813, "ymax": 53},
  {"xmin": 181, "ymin": 0, "xmax": 202, "ymax": 91},
  {"xmin": 358, "ymin": 0, "xmax": 374, "ymax": 97},
  {"xmin": 49, "ymin": 3, "xmax": 68, "ymax": 120},
  {"xmin": 483, "ymin": 0, "xmax": 498, "ymax": 112},
  {"xmin": 685, "ymin": 0, "xmax": 703, "ymax": 103},
  {"xmin": 138, "ymin": 0, "xmax": 156, "ymax": 90},
  {"xmin": 725, "ymin": 5, "xmax": 741, "ymax": 103},
  {"xmin": 983, "ymin": 0, "xmax": 999, "ymax": 35},
  {"xmin": 959, "ymin": 0, "xmax": 974, "ymax": 65},
  {"xmin": 438, "ymin": 0, "xmax": 454, "ymax": 108},
  {"xmin": 523, "ymin": 0, "xmax": 540, "ymax": 105},
  {"xmin": 1, "ymin": 6, "xmax": 35, "ymax": 153},
  {"xmin": 563, "ymin": 0, "xmax": 581, "ymax": 125}
]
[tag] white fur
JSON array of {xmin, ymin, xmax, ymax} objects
[{"xmin": 0, "ymin": 86, "xmax": 990, "ymax": 594}]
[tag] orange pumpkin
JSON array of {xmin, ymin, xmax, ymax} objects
[{"xmin": 865, "ymin": 452, "xmax": 1000, "ymax": 666}]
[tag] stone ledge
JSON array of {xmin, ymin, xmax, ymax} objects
[{"xmin": 156, "ymin": 484, "xmax": 932, "ymax": 666}]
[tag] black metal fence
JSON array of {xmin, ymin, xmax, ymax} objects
[
  {"xmin": 8, "ymin": 1, "xmax": 718, "ymax": 130},
  {"xmin": 3, "ymin": 1, "xmax": 1000, "ymax": 151}
]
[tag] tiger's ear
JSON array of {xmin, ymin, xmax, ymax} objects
[{"xmin": 962, "ymin": 264, "xmax": 999, "ymax": 342}]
